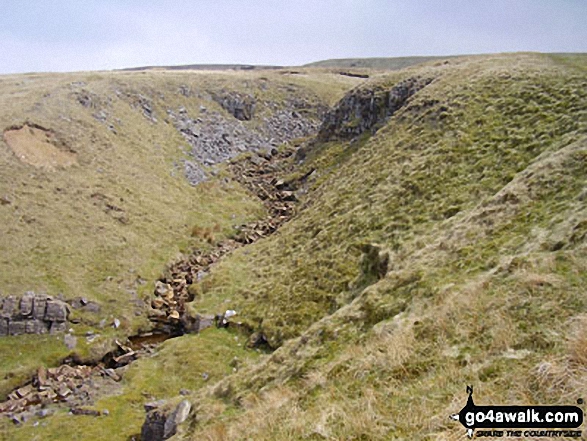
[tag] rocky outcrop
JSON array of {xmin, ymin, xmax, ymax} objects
[
  {"xmin": 141, "ymin": 399, "xmax": 192, "ymax": 441},
  {"xmin": 169, "ymin": 97, "xmax": 322, "ymax": 185},
  {"xmin": 317, "ymin": 76, "xmax": 434, "ymax": 141},
  {"xmin": 126, "ymin": 92, "xmax": 158, "ymax": 123},
  {"xmin": 212, "ymin": 91, "xmax": 256, "ymax": 121},
  {"xmin": 0, "ymin": 293, "xmax": 70, "ymax": 336}
]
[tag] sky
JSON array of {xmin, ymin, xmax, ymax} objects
[{"xmin": 0, "ymin": 0, "xmax": 586, "ymax": 74}]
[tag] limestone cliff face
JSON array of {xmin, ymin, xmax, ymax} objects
[{"xmin": 317, "ymin": 76, "xmax": 434, "ymax": 141}]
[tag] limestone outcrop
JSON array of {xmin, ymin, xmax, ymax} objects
[
  {"xmin": 0, "ymin": 293, "xmax": 70, "ymax": 336},
  {"xmin": 317, "ymin": 76, "xmax": 434, "ymax": 141}
]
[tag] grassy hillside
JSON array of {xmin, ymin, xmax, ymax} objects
[
  {"xmin": 173, "ymin": 53, "xmax": 586, "ymax": 439},
  {"xmin": 0, "ymin": 68, "xmax": 356, "ymax": 314},
  {"xmin": 0, "ymin": 69, "xmax": 359, "ymax": 398},
  {"xmin": 1, "ymin": 53, "xmax": 586, "ymax": 440}
]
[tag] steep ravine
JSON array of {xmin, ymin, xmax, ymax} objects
[
  {"xmin": 0, "ymin": 71, "xmax": 341, "ymax": 430},
  {"xmin": 0, "ymin": 142, "xmax": 305, "ymax": 426},
  {"xmin": 0, "ymin": 72, "xmax": 432, "ymax": 438}
]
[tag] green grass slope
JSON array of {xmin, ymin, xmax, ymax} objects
[
  {"xmin": 2, "ymin": 52, "xmax": 586, "ymax": 440},
  {"xmin": 174, "ymin": 53, "xmax": 587, "ymax": 439},
  {"xmin": 0, "ymin": 69, "xmax": 357, "ymax": 398}
]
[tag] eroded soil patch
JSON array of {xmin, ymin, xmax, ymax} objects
[{"xmin": 3, "ymin": 124, "xmax": 77, "ymax": 170}]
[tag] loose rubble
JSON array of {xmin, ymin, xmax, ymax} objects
[
  {"xmin": 149, "ymin": 146, "xmax": 302, "ymax": 333},
  {"xmin": 169, "ymin": 95, "xmax": 322, "ymax": 185},
  {"xmin": 0, "ymin": 365, "xmax": 118, "ymax": 424},
  {"xmin": 0, "ymin": 339, "xmax": 157, "ymax": 423}
]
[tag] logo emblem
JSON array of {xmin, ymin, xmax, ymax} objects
[{"xmin": 450, "ymin": 386, "xmax": 583, "ymax": 438}]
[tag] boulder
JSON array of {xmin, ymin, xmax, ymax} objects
[
  {"xmin": 141, "ymin": 404, "xmax": 167, "ymax": 441},
  {"xmin": 141, "ymin": 400, "xmax": 192, "ymax": 441},
  {"xmin": 45, "ymin": 300, "xmax": 69, "ymax": 322},
  {"xmin": 163, "ymin": 400, "xmax": 192, "ymax": 439},
  {"xmin": 20, "ymin": 292, "xmax": 34, "ymax": 316}
]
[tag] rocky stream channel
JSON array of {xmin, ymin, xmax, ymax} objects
[
  {"xmin": 0, "ymin": 74, "xmax": 427, "ymax": 438},
  {"xmin": 0, "ymin": 144, "xmax": 306, "ymax": 437}
]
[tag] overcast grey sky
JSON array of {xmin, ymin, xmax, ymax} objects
[{"xmin": 1, "ymin": 0, "xmax": 585, "ymax": 74}]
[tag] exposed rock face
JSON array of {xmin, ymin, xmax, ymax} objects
[
  {"xmin": 169, "ymin": 97, "xmax": 323, "ymax": 185},
  {"xmin": 141, "ymin": 400, "xmax": 192, "ymax": 441},
  {"xmin": 212, "ymin": 91, "xmax": 256, "ymax": 121},
  {"xmin": 317, "ymin": 76, "xmax": 434, "ymax": 141},
  {"xmin": 0, "ymin": 293, "xmax": 70, "ymax": 336}
]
